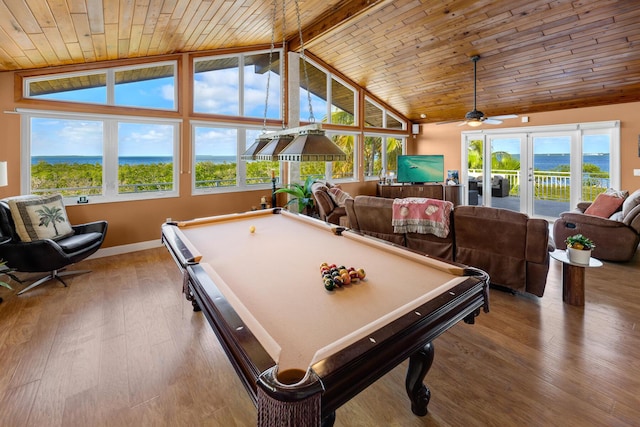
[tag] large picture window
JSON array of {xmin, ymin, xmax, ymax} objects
[
  {"xmin": 22, "ymin": 111, "xmax": 180, "ymax": 202},
  {"xmin": 24, "ymin": 62, "xmax": 177, "ymax": 111},
  {"xmin": 299, "ymin": 57, "xmax": 357, "ymax": 126},
  {"xmin": 192, "ymin": 123, "xmax": 278, "ymax": 193},
  {"xmin": 193, "ymin": 51, "xmax": 282, "ymax": 119}
]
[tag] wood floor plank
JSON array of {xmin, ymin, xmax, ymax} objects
[{"xmin": 0, "ymin": 246, "xmax": 637, "ymax": 426}]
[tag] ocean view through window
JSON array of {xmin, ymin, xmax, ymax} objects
[{"xmin": 24, "ymin": 112, "xmax": 180, "ymax": 201}]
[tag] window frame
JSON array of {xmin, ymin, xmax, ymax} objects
[
  {"xmin": 364, "ymin": 96, "xmax": 406, "ymax": 130},
  {"xmin": 191, "ymin": 120, "xmax": 281, "ymax": 195},
  {"xmin": 20, "ymin": 109, "xmax": 181, "ymax": 204},
  {"xmin": 23, "ymin": 60, "xmax": 178, "ymax": 112},
  {"xmin": 363, "ymin": 131, "xmax": 407, "ymax": 181},
  {"xmin": 298, "ymin": 56, "xmax": 358, "ymax": 127},
  {"xmin": 192, "ymin": 49, "xmax": 284, "ymax": 119}
]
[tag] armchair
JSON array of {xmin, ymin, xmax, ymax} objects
[
  {"xmin": 476, "ymin": 175, "xmax": 511, "ymax": 197},
  {"xmin": 553, "ymin": 189, "xmax": 640, "ymax": 262},
  {"xmin": 0, "ymin": 195, "xmax": 108, "ymax": 294},
  {"xmin": 311, "ymin": 182, "xmax": 350, "ymax": 226}
]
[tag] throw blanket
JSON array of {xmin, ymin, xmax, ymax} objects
[{"xmin": 392, "ymin": 197, "xmax": 453, "ymax": 238}]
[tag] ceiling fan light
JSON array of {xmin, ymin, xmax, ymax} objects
[{"xmin": 467, "ymin": 120, "xmax": 483, "ymax": 127}]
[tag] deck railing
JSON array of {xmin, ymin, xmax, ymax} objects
[{"xmin": 469, "ymin": 169, "xmax": 610, "ymax": 202}]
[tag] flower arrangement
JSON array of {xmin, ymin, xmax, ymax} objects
[{"xmin": 565, "ymin": 234, "xmax": 596, "ymax": 251}]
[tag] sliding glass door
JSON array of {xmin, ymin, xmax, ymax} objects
[
  {"xmin": 487, "ymin": 135, "xmax": 522, "ymax": 213},
  {"xmin": 462, "ymin": 121, "xmax": 619, "ymax": 220},
  {"xmin": 531, "ymin": 133, "xmax": 573, "ymax": 218}
]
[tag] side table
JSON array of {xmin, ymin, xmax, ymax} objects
[{"xmin": 550, "ymin": 249, "xmax": 603, "ymax": 306}]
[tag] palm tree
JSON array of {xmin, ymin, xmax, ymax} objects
[{"xmin": 36, "ymin": 205, "xmax": 66, "ymax": 237}]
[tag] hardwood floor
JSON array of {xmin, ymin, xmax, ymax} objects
[{"xmin": 0, "ymin": 247, "xmax": 638, "ymax": 426}]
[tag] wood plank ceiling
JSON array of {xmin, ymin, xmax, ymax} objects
[{"xmin": 1, "ymin": 0, "xmax": 639, "ymax": 124}]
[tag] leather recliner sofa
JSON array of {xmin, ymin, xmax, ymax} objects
[
  {"xmin": 553, "ymin": 189, "xmax": 640, "ymax": 262},
  {"xmin": 345, "ymin": 196, "xmax": 553, "ymax": 297}
]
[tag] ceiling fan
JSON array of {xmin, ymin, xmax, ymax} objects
[{"xmin": 444, "ymin": 55, "xmax": 517, "ymax": 127}]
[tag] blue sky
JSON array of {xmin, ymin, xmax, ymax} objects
[
  {"xmin": 491, "ymin": 134, "xmax": 610, "ymax": 155},
  {"xmin": 32, "ymin": 67, "xmax": 282, "ymax": 157}
]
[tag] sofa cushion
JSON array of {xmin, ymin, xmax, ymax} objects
[
  {"xmin": 604, "ymin": 188, "xmax": 629, "ymax": 199},
  {"xmin": 57, "ymin": 232, "xmax": 103, "ymax": 253},
  {"xmin": 621, "ymin": 189, "xmax": 640, "ymax": 219},
  {"xmin": 328, "ymin": 187, "xmax": 352, "ymax": 207},
  {"xmin": 8, "ymin": 194, "xmax": 75, "ymax": 242},
  {"xmin": 584, "ymin": 193, "xmax": 625, "ymax": 218}
]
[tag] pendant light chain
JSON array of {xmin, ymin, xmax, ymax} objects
[
  {"xmin": 294, "ymin": 0, "xmax": 315, "ymax": 123},
  {"xmin": 281, "ymin": 0, "xmax": 287, "ymax": 129},
  {"xmin": 262, "ymin": 0, "xmax": 278, "ymax": 133}
]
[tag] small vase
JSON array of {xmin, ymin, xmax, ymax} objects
[{"xmin": 567, "ymin": 247, "xmax": 591, "ymax": 265}]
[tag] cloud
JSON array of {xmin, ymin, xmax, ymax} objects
[{"xmin": 31, "ymin": 118, "xmax": 103, "ymax": 156}]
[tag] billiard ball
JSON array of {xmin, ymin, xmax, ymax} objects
[{"xmin": 249, "ymin": 225, "xmax": 256, "ymax": 233}]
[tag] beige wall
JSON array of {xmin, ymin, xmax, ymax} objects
[{"xmin": 413, "ymin": 103, "xmax": 640, "ymax": 192}]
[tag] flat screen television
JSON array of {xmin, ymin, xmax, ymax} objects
[{"xmin": 396, "ymin": 155, "xmax": 445, "ymax": 184}]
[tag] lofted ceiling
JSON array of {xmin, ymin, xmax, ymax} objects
[{"xmin": 1, "ymin": 0, "xmax": 640, "ymax": 124}]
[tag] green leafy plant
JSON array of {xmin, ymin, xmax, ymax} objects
[
  {"xmin": 0, "ymin": 260, "xmax": 22, "ymax": 289},
  {"xmin": 565, "ymin": 234, "xmax": 596, "ymax": 250},
  {"xmin": 274, "ymin": 176, "xmax": 317, "ymax": 214}
]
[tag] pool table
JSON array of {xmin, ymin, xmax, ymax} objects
[{"xmin": 161, "ymin": 208, "xmax": 489, "ymax": 426}]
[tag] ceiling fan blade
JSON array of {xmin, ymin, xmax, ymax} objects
[
  {"xmin": 483, "ymin": 119, "xmax": 503, "ymax": 125},
  {"xmin": 487, "ymin": 114, "xmax": 518, "ymax": 120},
  {"xmin": 436, "ymin": 119, "xmax": 464, "ymax": 125}
]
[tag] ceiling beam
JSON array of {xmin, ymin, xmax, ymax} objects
[{"xmin": 287, "ymin": 0, "xmax": 388, "ymax": 52}]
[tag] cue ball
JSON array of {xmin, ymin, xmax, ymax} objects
[{"xmin": 249, "ymin": 225, "xmax": 256, "ymax": 233}]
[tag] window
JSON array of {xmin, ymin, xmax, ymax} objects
[
  {"xmin": 299, "ymin": 57, "xmax": 357, "ymax": 126},
  {"xmin": 298, "ymin": 132, "xmax": 358, "ymax": 182},
  {"xmin": 363, "ymin": 134, "xmax": 405, "ymax": 180},
  {"xmin": 118, "ymin": 122, "xmax": 177, "ymax": 194},
  {"xmin": 192, "ymin": 123, "xmax": 278, "ymax": 193},
  {"xmin": 24, "ymin": 62, "xmax": 177, "ymax": 111},
  {"xmin": 22, "ymin": 110, "xmax": 180, "ymax": 202},
  {"xmin": 328, "ymin": 132, "xmax": 357, "ymax": 180},
  {"xmin": 363, "ymin": 136, "xmax": 383, "ymax": 179},
  {"xmin": 193, "ymin": 50, "xmax": 282, "ymax": 119},
  {"xmin": 364, "ymin": 96, "xmax": 405, "ymax": 130}
]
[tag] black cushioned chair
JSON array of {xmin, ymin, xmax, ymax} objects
[{"xmin": 0, "ymin": 196, "xmax": 108, "ymax": 295}]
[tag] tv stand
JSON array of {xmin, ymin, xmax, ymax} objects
[{"xmin": 376, "ymin": 183, "xmax": 462, "ymax": 206}]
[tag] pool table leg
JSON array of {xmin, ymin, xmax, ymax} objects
[
  {"xmin": 182, "ymin": 272, "xmax": 201, "ymax": 312},
  {"xmin": 405, "ymin": 341, "xmax": 434, "ymax": 416},
  {"xmin": 321, "ymin": 411, "xmax": 336, "ymax": 427}
]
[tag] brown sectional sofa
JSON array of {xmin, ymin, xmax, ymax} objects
[{"xmin": 345, "ymin": 196, "xmax": 553, "ymax": 297}]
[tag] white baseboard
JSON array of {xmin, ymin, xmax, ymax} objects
[{"xmin": 88, "ymin": 239, "xmax": 164, "ymax": 259}]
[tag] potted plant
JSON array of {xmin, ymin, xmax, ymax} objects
[
  {"xmin": 274, "ymin": 176, "xmax": 317, "ymax": 216},
  {"xmin": 0, "ymin": 259, "xmax": 21, "ymax": 302},
  {"xmin": 565, "ymin": 234, "xmax": 595, "ymax": 264}
]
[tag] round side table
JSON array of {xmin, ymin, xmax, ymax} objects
[{"xmin": 550, "ymin": 249, "xmax": 603, "ymax": 306}]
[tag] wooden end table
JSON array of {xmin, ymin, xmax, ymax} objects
[{"xmin": 550, "ymin": 249, "xmax": 603, "ymax": 306}]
